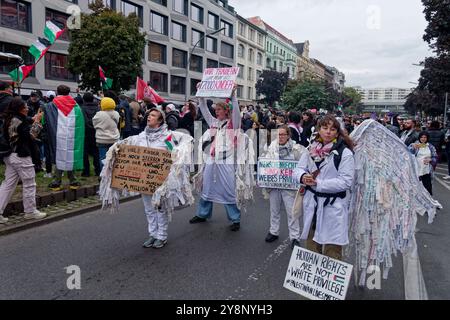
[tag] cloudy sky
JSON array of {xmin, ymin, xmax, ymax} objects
[{"xmin": 228, "ymin": 0, "xmax": 431, "ymax": 89}]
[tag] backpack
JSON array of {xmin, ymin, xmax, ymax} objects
[
  {"xmin": 332, "ymin": 140, "xmax": 353, "ymax": 171},
  {"xmin": 0, "ymin": 116, "xmax": 12, "ymax": 160}
]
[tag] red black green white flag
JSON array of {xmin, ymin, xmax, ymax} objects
[
  {"xmin": 8, "ymin": 64, "xmax": 35, "ymax": 83},
  {"xmin": 99, "ymin": 66, "xmax": 113, "ymax": 90},
  {"xmin": 29, "ymin": 37, "xmax": 52, "ymax": 61}
]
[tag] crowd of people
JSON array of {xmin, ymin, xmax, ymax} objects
[{"xmin": 0, "ymin": 79, "xmax": 447, "ymax": 260}]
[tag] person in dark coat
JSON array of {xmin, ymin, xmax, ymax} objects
[
  {"xmin": 288, "ymin": 112, "xmax": 301, "ymax": 144},
  {"xmin": 300, "ymin": 111, "xmax": 314, "ymax": 147},
  {"xmin": 81, "ymin": 92, "xmax": 100, "ymax": 176},
  {"xmin": 0, "ymin": 80, "xmax": 13, "ymax": 115},
  {"xmin": 427, "ymin": 121, "xmax": 445, "ymax": 162},
  {"xmin": 179, "ymin": 101, "xmax": 197, "ymax": 137},
  {"xmin": 165, "ymin": 103, "xmax": 179, "ymax": 131}
]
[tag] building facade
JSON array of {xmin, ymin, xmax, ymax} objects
[
  {"xmin": 248, "ymin": 16, "xmax": 297, "ymax": 80},
  {"xmin": 354, "ymin": 86, "xmax": 413, "ymax": 113},
  {"xmin": 0, "ymin": 0, "xmax": 237, "ymax": 103},
  {"xmin": 295, "ymin": 41, "xmax": 315, "ymax": 81},
  {"xmin": 235, "ymin": 14, "xmax": 266, "ymax": 105}
]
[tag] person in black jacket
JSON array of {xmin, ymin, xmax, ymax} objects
[
  {"xmin": 81, "ymin": 92, "xmax": 100, "ymax": 177},
  {"xmin": 0, "ymin": 80, "xmax": 13, "ymax": 115},
  {"xmin": 300, "ymin": 111, "xmax": 314, "ymax": 147},
  {"xmin": 179, "ymin": 101, "xmax": 197, "ymax": 137},
  {"xmin": 287, "ymin": 112, "xmax": 301, "ymax": 144},
  {"xmin": 165, "ymin": 103, "xmax": 179, "ymax": 131},
  {"xmin": 427, "ymin": 121, "xmax": 445, "ymax": 162},
  {"xmin": 0, "ymin": 97, "xmax": 46, "ymax": 223}
]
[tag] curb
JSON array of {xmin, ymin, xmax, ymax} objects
[{"xmin": 0, "ymin": 195, "xmax": 140, "ymax": 237}]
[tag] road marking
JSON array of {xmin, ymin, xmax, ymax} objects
[
  {"xmin": 435, "ymin": 176, "xmax": 450, "ymax": 192},
  {"xmin": 227, "ymin": 239, "xmax": 290, "ymax": 300}
]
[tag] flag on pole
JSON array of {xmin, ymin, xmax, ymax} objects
[
  {"xmin": 99, "ymin": 66, "xmax": 113, "ymax": 90},
  {"xmin": 8, "ymin": 64, "xmax": 35, "ymax": 83},
  {"xmin": 29, "ymin": 37, "xmax": 52, "ymax": 61},
  {"xmin": 44, "ymin": 20, "xmax": 65, "ymax": 44},
  {"xmin": 136, "ymin": 77, "xmax": 165, "ymax": 104},
  {"xmin": 164, "ymin": 134, "xmax": 174, "ymax": 151}
]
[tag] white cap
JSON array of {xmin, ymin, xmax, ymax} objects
[
  {"xmin": 46, "ymin": 90, "xmax": 56, "ymax": 98},
  {"xmin": 166, "ymin": 104, "xmax": 176, "ymax": 112}
]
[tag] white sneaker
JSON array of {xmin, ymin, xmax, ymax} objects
[
  {"xmin": 43, "ymin": 173, "xmax": 53, "ymax": 178},
  {"xmin": 442, "ymin": 175, "xmax": 450, "ymax": 180},
  {"xmin": 0, "ymin": 215, "xmax": 8, "ymax": 224},
  {"xmin": 24, "ymin": 210, "xmax": 47, "ymax": 220}
]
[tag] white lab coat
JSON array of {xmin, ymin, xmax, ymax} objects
[{"xmin": 293, "ymin": 148, "xmax": 355, "ymax": 245}]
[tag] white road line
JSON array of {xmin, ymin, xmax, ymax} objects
[
  {"xmin": 227, "ymin": 239, "xmax": 290, "ymax": 300},
  {"xmin": 435, "ymin": 176, "xmax": 450, "ymax": 192}
]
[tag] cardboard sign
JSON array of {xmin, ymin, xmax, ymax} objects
[
  {"xmin": 111, "ymin": 145, "xmax": 172, "ymax": 195},
  {"xmin": 257, "ymin": 158, "xmax": 300, "ymax": 190},
  {"xmin": 284, "ymin": 247, "xmax": 353, "ymax": 300},
  {"xmin": 195, "ymin": 67, "xmax": 239, "ymax": 98}
]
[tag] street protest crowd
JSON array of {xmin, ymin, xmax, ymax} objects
[{"xmin": 0, "ymin": 78, "xmax": 447, "ymax": 261}]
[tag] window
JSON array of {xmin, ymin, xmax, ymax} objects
[
  {"xmin": 45, "ymin": 52, "xmax": 76, "ymax": 81},
  {"xmin": 120, "ymin": 0, "xmax": 143, "ymax": 26},
  {"xmin": 190, "ymin": 79, "xmax": 201, "ymax": 95},
  {"xmin": 206, "ymin": 36, "xmax": 217, "ymax": 53},
  {"xmin": 191, "ymin": 3, "xmax": 203, "ymax": 24},
  {"xmin": 151, "ymin": 0, "xmax": 167, "ymax": 6},
  {"xmin": 0, "ymin": 0, "xmax": 31, "ymax": 32},
  {"xmin": 256, "ymin": 70, "xmax": 262, "ymax": 79},
  {"xmin": 248, "ymin": 87, "xmax": 252, "ymax": 100},
  {"xmin": 238, "ymin": 22, "xmax": 245, "ymax": 36},
  {"xmin": 88, "ymin": 0, "xmax": 115, "ymax": 8},
  {"xmin": 257, "ymin": 33, "xmax": 263, "ymax": 46},
  {"xmin": 219, "ymin": 63, "xmax": 231, "ymax": 68},
  {"xmin": 220, "ymin": 20, "xmax": 233, "ymax": 38},
  {"xmin": 171, "ymin": 76, "xmax": 185, "ymax": 94},
  {"xmin": 148, "ymin": 42, "xmax": 166, "ymax": 64},
  {"xmin": 151, "ymin": 11, "xmax": 168, "ymax": 35},
  {"xmin": 237, "ymin": 85, "xmax": 243, "ymax": 98},
  {"xmin": 248, "ymin": 67, "xmax": 253, "ymax": 81},
  {"xmin": 207, "ymin": 12, "xmax": 218, "ymax": 29},
  {"xmin": 150, "ymin": 71, "xmax": 168, "ymax": 92},
  {"xmin": 249, "ymin": 29, "xmax": 255, "ymax": 42},
  {"xmin": 248, "ymin": 48, "xmax": 254, "ymax": 62},
  {"xmin": 238, "ymin": 44, "xmax": 245, "ymax": 58},
  {"xmin": 206, "ymin": 59, "xmax": 218, "ymax": 68},
  {"xmin": 192, "ymin": 29, "xmax": 204, "ymax": 48},
  {"xmin": 46, "ymin": 9, "xmax": 70, "ymax": 41},
  {"xmin": 0, "ymin": 41, "xmax": 35, "ymax": 76},
  {"xmin": 237, "ymin": 64, "xmax": 244, "ymax": 79},
  {"xmin": 173, "ymin": 0, "xmax": 187, "ymax": 15},
  {"xmin": 171, "ymin": 21, "xmax": 186, "ymax": 42},
  {"xmin": 220, "ymin": 42, "xmax": 233, "ymax": 59},
  {"xmin": 190, "ymin": 54, "xmax": 202, "ymax": 73},
  {"xmin": 172, "ymin": 48, "xmax": 187, "ymax": 68},
  {"xmin": 257, "ymin": 52, "xmax": 262, "ymax": 66}
]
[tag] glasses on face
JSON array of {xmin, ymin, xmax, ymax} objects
[{"xmin": 279, "ymin": 133, "xmax": 289, "ymax": 136}]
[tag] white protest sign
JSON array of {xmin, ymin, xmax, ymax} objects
[
  {"xmin": 195, "ymin": 67, "xmax": 239, "ymax": 98},
  {"xmin": 284, "ymin": 247, "xmax": 353, "ymax": 300},
  {"xmin": 257, "ymin": 158, "xmax": 301, "ymax": 190}
]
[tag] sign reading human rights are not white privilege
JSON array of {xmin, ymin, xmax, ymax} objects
[
  {"xmin": 257, "ymin": 158, "xmax": 301, "ymax": 190},
  {"xmin": 195, "ymin": 67, "xmax": 239, "ymax": 98},
  {"xmin": 284, "ymin": 247, "xmax": 353, "ymax": 300}
]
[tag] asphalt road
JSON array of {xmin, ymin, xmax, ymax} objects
[{"xmin": 0, "ymin": 164, "xmax": 449, "ymax": 300}]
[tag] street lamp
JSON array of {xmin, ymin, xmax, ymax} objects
[{"xmin": 185, "ymin": 27, "xmax": 226, "ymax": 102}]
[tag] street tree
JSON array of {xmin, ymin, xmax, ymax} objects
[
  {"xmin": 67, "ymin": 0, "xmax": 146, "ymax": 92},
  {"xmin": 282, "ymin": 80, "xmax": 330, "ymax": 111},
  {"xmin": 255, "ymin": 70, "xmax": 289, "ymax": 107}
]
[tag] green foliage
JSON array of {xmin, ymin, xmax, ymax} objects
[
  {"xmin": 67, "ymin": 0, "xmax": 146, "ymax": 92},
  {"xmin": 255, "ymin": 70, "xmax": 289, "ymax": 106},
  {"xmin": 410, "ymin": 0, "xmax": 450, "ymax": 116},
  {"xmin": 282, "ymin": 80, "xmax": 330, "ymax": 111},
  {"xmin": 342, "ymin": 87, "xmax": 362, "ymax": 109}
]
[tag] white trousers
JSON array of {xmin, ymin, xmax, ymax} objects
[
  {"xmin": 269, "ymin": 189, "xmax": 300, "ymax": 240},
  {"xmin": 142, "ymin": 195, "xmax": 169, "ymax": 241}
]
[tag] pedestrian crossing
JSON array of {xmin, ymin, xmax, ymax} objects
[{"xmin": 435, "ymin": 164, "xmax": 450, "ymax": 182}]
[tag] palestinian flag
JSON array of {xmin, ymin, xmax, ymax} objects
[
  {"xmin": 45, "ymin": 95, "xmax": 85, "ymax": 171},
  {"xmin": 29, "ymin": 37, "xmax": 52, "ymax": 61},
  {"xmin": 44, "ymin": 20, "xmax": 65, "ymax": 44},
  {"xmin": 99, "ymin": 66, "xmax": 113, "ymax": 90},
  {"xmin": 8, "ymin": 64, "xmax": 35, "ymax": 83},
  {"xmin": 165, "ymin": 134, "xmax": 174, "ymax": 151}
]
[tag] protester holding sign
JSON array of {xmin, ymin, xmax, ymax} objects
[
  {"xmin": 190, "ymin": 84, "xmax": 255, "ymax": 231},
  {"xmin": 99, "ymin": 108, "xmax": 194, "ymax": 249},
  {"xmin": 293, "ymin": 115, "xmax": 355, "ymax": 260},
  {"xmin": 262, "ymin": 125, "xmax": 307, "ymax": 249}
]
